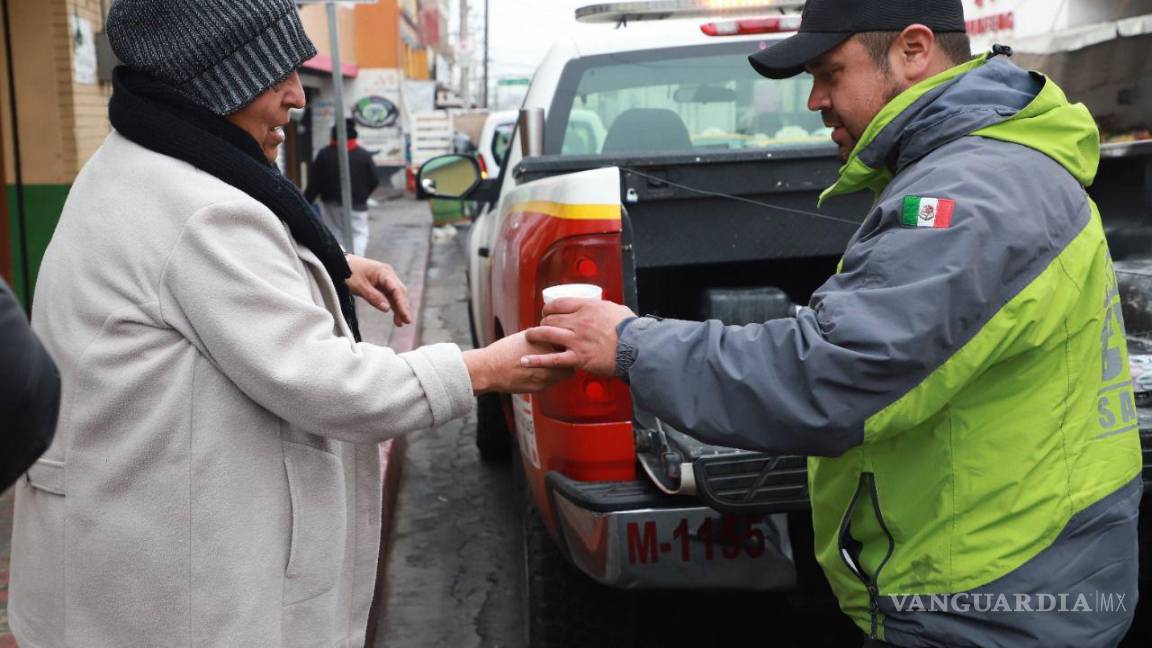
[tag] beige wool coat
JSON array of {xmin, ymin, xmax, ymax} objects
[{"xmin": 8, "ymin": 132, "xmax": 475, "ymax": 648}]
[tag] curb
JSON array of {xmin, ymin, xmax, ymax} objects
[{"xmin": 364, "ymin": 219, "xmax": 433, "ymax": 646}]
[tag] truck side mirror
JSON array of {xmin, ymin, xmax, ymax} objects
[
  {"xmin": 417, "ymin": 154, "xmax": 482, "ymax": 199},
  {"xmin": 519, "ymin": 108, "xmax": 545, "ymax": 158}
]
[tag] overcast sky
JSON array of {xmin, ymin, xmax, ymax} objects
[
  {"xmin": 443, "ymin": 0, "xmax": 598, "ymax": 108},
  {"xmin": 450, "ymin": 0, "xmax": 609, "ymax": 79},
  {"xmin": 486, "ymin": 0, "xmax": 590, "ymax": 78}
]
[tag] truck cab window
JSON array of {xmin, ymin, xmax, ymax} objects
[{"xmin": 556, "ymin": 46, "xmax": 831, "ymax": 156}]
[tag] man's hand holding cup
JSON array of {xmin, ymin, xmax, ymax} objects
[{"xmin": 520, "ymin": 283, "xmax": 638, "ymax": 376}]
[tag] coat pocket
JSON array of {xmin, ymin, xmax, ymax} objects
[
  {"xmin": 25, "ymin": 457, "xmax": 66, "ymax": 495},
  {"xmin": 10, "ymin": 458, "xmax": 67, "ymax": 647},
  {"xmin": 282, "ymin": 442, "xmax": 348, "ymax": 605}
]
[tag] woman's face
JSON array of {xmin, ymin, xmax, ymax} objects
[{"xmin": 226, "ymin": 71, "xmax": 306, "ymax": 163}]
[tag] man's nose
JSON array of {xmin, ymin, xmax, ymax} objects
[{"xmin": 807, "ymin": 83, "xmax": 830, "ymax": 113}]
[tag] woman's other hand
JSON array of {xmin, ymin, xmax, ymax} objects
[{"xmin": 345, "ymin": 254, "xmax": 413, "ymax": 326}]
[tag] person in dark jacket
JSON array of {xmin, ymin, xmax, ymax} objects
[
  {"xmin": 304, "ymin": 118, "xmax": 379, "ymax": 255},
  {"xmin": 0, "ymin": 278, "xmax": 59, "ymax": 492}
]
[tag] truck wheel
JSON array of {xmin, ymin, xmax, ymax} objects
[
  {"xmin": 521, "ymin": 494, "xmax": 636, "ymax": 647},
  {"xmin": 476, "ymin": 391, "xmax": 513, "ymax": 462}
]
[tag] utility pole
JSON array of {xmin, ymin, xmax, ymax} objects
[
  {"xmin": 459, "ymin": 0, "xmax": 470, "ymax": 108},
  {"xmin": 325, "ymin": 2, "xmax": 356, "ymax": 249}
]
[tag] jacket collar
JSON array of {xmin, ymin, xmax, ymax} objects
[{"xmin": 820, "ymin": 53, "xmax": 1046, "ymax": 204}]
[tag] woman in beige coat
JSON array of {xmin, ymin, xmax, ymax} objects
[{"xmin": 7, "ymin": 1, "xmax": 567, "ymax": 646}]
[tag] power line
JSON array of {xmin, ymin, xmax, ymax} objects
[{"xmin": 619, "ymin": 166, "xmax": 863, "ymax": 229}]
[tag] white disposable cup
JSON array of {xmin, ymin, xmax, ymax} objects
[{"xmin": 542, "ymin": 283, "xmax": 603, "ymax": 306}]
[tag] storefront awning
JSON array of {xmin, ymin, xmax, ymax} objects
[
  {"xmin": 301, "ymin": 53, "xmax": 359, "ymax": 78},
  {"xmin": 1013, "ymin": 12, "xmax": 1152, "ymax": 55}
]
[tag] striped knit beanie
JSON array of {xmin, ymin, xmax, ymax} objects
[{"xmin": 105, "ymin": 0, "xmax": 317, "ymax": 116}]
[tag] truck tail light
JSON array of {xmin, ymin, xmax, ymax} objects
[
  {"xmin": 700, "ymin": 16, "xmax": 801, "ymax": 36},
  {"xmin": 535, "ymin": 233, "xmax": 633, "ymax": 424},
  {"xmin": 477, "ymin": 154, "xmax": 489, "ymax": 179}
]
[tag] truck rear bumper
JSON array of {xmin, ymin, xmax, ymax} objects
[{"xmin": 545, "ymin": 472, "xmax": 797, "ymax": 591}]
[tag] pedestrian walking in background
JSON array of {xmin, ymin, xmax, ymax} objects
[
  {"xmin": 306, "ymin": 117, "xmax": 378, "ymax": 256},
  {"xmin": 0, "ymin": 278, "xmax": 59, "ymax": 493},
  {"xmin": 6, "ymin": 1, "xmax": 569, "ymax": 647}
]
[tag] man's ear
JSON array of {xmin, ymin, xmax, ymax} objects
[{"xmin": 890, "ymin": 24, "xmax": 937, "ymax": 85}]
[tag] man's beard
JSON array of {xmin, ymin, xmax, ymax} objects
[
  {"xmin": 882, "ymin": 79, "xmax": 903, "ymax": 105},
  {"xmin": 830, "ymin": 79, "xmax": 905, "ymax": 162}
]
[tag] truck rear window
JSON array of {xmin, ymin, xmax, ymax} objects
[{"xmin": 547, "ymin": 41, "xmax": 829, "ymax": 157}]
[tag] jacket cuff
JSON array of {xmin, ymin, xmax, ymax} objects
[
  {"xmin": 616, "ymin": 316, "xmax": 659, "ymax": 384},
  {"xmin": 400, "ymin": 343, "xmax": 475, "ymax": 427}
]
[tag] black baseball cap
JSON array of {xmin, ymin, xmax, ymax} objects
[{"xmin": 749, "ymin": 0, "xmax": 967, "ymax": 79}]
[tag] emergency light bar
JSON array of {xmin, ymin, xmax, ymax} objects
[
  {"xmin": 576, "ymin": 0, "xmax": 805, "ymax": 24},
  {"xmin": 701, "ymin": 15, "xmax": 801, "ymax": 35}
]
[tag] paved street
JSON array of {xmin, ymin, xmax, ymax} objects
[
  {"xmin": 355, "ymin": 196, "xmax": 436, "ymax": 348},
  {"xmin": 374, "ymin": 225, "xmax": 525, "ymax": 648}
]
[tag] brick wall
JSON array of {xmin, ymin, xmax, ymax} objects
[
  {"xmin": 66, "ymin": 0, "xmax": 114, "ymax": 175},
  {"xmin": 0, "ymin": 0, "xmax": 112, "ymax": 184},
  {"xmin": 300, "ymin": 4, "xmax": 360, "ymax": 66}
]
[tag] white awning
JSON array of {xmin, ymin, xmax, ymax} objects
[{"xmin": 1012, "ymin": 12, "xmax": 1152, "ymax": 55}]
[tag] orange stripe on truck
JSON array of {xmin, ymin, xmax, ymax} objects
[{"xmin": 510, "ymin": 200, "xmax": 620, "ymax": 221}]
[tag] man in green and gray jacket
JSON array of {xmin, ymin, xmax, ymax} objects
[{"xmin": 523, "ymin": 0, "xmax": 1144, "ymax": 645}]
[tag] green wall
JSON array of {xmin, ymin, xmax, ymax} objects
[{"xmin": 6, "ymin": 183, "xmax": 69, "ymax": 308}]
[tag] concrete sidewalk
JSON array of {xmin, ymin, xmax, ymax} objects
[
  {"xmin": 0, "ymin": 195, "xmax": 437, "ymax": 645},
  {"xmin": 355, "ymin": 197, "xmax": 436, "ymax": 351},
  {"xmin": 355, "ymin": 197, "xmax": 438, "ymax": 647}
]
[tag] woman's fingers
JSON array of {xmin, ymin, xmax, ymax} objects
[
  {"xmin": 380, "ymin": 275, "xmax": 412, "ymax": 325},
  {"xmin": 520, "ymin": 350, "xmax": 580, "ymax": 370}
]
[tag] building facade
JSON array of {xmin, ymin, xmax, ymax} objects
[
  {"xmin": 962, "ymin": 0, "xmax": 1152, "ymax": 52},
  {"xmin": 1, "ymin": 0, "xmax": 110, "ymax": 305},
  {"xmin": 962, "ymin": 0, "xmax": 1152, "ymax": 137},
  {"xmin": 295, "ymin": 1, "xmax": 446, "ymax": 191},
  {"xmin": 0, "ymin": 0, "xmax": 454, "ymax": 306}
]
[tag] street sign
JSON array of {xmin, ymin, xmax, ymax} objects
[{"xmin": 497, "ymin": 78, "xmax": 531, "ymax": 86}]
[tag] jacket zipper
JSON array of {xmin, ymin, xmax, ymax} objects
[{"xmin": 837, "ymin": 472, "xmax": 896, "ymax": 639}]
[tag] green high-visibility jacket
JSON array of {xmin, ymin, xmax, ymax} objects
[{"xmin": 617, "ymin": 53, "xmax": 1144, "ymax": 647}]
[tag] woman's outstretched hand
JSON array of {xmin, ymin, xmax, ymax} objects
[{"xmin": 463, "ymin": 331, "xmax": 575, "ymax": 395}]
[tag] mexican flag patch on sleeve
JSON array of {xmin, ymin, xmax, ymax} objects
[{"xmin": 902, "ymin": 196, "xmax": 955, "ymax": 228}]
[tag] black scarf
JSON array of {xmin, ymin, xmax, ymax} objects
[{"xmin": 108, "ymin": 67, "xmax": 361, "ymax": 341}]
